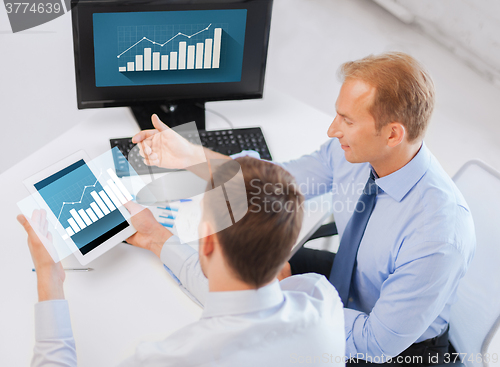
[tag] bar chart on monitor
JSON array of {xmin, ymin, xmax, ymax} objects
[
  {"xmin": 93, "ymin": 10, "xmax": 246, "ymax": 86},
  {"xmin": 116, "ymin": 23, "xmax": 227, "ymax": 73}
]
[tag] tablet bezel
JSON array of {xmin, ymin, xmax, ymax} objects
[{"xmin": 23, "ymin": 150, "xmax": 137, "ymax": 265}]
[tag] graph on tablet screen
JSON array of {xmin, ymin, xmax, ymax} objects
[{"xmin": 34, "ymin": 160, "xmax": 130, "ymax": 254}]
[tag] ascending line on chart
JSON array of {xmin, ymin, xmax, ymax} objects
[
  {"xmin": 117, "ymin": 23, "xmax": 222, "ymax": 72},
  {"xmin": 55, "ymin": 170, "xmax": 103, "ymax": 224},
  {"xmin": 57, "ymin": 168, "xmax": 133, "ymax": 240},
  {"xmin": 117, "ymin": 24, "xmax": 212, "ymax": 58}
]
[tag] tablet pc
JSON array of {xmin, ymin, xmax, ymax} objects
[{"xmin": 22, "ymin": 150, "xmax": 137, "ymax": 265}]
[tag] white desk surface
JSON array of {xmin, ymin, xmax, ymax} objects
[{"xmin": 0, "ymin": 88, "xmax": 333, "ymax": 366}]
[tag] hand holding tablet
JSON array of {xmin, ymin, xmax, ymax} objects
[
  {"xmin": 18, "ymin": 148, "xmax": 145, "ymax": 265},
  {"xmin": 17, "ymin": 210, "xmax": 66, "ymax": 301}
]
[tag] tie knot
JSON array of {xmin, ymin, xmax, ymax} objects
[{"xmin": 363, "ymin": 172, "xmax": 378, "ymax": 196}]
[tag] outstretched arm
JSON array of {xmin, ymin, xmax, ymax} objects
[
  {"xmin": 125, "ymin": 202, "xmax": 209, "ymax": 305},
  {"xmin": 17, "ymin": 211, "xmax": 77, "ymax": 367}
]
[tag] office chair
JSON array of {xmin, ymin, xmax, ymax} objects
[
  {"xmin": 447, "ymin": 160, "xmax": 500, "ymax": 367},
  {"xmin": 305, "ymin": 221, "xmax": 338, "ymax": 243}
]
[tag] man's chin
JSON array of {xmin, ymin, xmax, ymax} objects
[{"xmin": 343, "ymin": 152, "xmax": 357, "ymax": 163}]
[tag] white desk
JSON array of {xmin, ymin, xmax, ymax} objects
[{"xmin": 0, "ymin": 88, "xmax": 333, "ymax": 366}]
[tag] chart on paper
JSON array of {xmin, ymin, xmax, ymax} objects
[{"xmin": 117, "ymin": 23, "xmax": 226, "ymax": 73}]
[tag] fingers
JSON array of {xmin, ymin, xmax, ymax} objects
[
  {"xmin": 132, "ymin": 129, "xmax": 157, "ymax": 144},
  {"xmin": 137, "ymin": 140, "xmax": 153, "ymax": 160},
  {"xmin": 148, "ymin": 153, "xmax": 159, "ymax": 161},
  {"xmin": 152, "ymin": 114, "xmax": 170, "ymax": 132},
  {"xmin": 40, "ymin": 209, "xmax": 48, "ymax": 236},
  {"xmin": 143, "ymin": 157, "xmax": 160, "ymax": 167},
  {"xmin": 141, "ymin": 141, "xmax": 152, "ymax": 156},
  {"xmin": 123, "ymin": 200, "xmax": 145, "ymax": 216},
  {"xmin": 32, "ymin": 209, "xmax": 48, "ymax": 236},
  {"xmin": 125, "ymin": 233, "xmax": 137, "ymax": 246},
  {"xmin": 18, "ymin": 211, "xmax": 58, "ymax": 272},
  {"xmin": 133, "ymin": 116, "xmax": 169, "ymax": 167},
  {"xmin": 32, "ymin": 209, "xmax": 40, "ymax": 228},
  {"xmin": 17, "ymin": 214, "xmax": 29, "ymax": 229},
  {"xmin": 144, "ymin": 152, "xmax": 159, "ymax": 165},
  {"xmin": 17, "ymin": 210, "xmax": 50, "ymax": 242},
  {"xmin": 139, "ymin": 141, "xmax": 161, "ymax": 166},
  {"xmin": 135, "ymin": 141, "xmax": 146, "ymax": 159},
  {"xmin": 17, "ymin": 213, "xmax": 40, "ymax": 244}
]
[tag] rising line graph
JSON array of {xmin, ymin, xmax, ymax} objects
[
  {"xmin": 54, "ymin": 170, "xmax": 102, "ymax": 225},
  {"xmin": 117, "ymin": 23, "xmax": 212, "ymax": 58}
]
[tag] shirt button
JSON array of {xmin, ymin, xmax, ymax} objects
[{"xmin": 349, "ymin": 297, "xmax": 354, "ymax": 303}]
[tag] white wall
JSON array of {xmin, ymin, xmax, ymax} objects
[
  {"xmin": 265, "ymin": 0, "xmax": 500, "ymax": 176},
  {"xmin": 373, "ymin": 0, "xmax": 500, "ymax": 87}
]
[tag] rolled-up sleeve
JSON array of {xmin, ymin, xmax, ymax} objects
[{"xmin": 32, "ymin": 300, "xmax": 77, "ymax": 367}]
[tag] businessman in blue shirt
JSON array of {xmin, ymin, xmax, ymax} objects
[
  {"xmin": 134, "ymin": 52, "xmax": 476, "ymax": 365},
  {"xmin": 276, "ymin": 52, "xmax": 476, "ymax": 364}
]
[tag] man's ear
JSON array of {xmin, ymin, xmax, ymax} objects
[
  {"xmin": 386, "ymin": 122, "xmax": 406, "ymax": 148},
  {"xmin": 199, "ymin": 221, "xmax": 215, "ymax": 257}
]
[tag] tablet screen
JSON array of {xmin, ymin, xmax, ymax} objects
[{"xmin": 34, "ymin": 159, "xmax": 129, "ymax": 255}]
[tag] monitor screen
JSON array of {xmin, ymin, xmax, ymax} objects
[{"xmin": 72, "ymin": 0, "xmax": 273, "ymax": 109}]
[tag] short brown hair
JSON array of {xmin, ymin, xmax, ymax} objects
[
  {"xmin": 202, "ymin": 157, "xmax": 304, "ymax": 288},
  {"xmin": 339, "ymin": 52, "xmax": 435, "ymax": 142}
]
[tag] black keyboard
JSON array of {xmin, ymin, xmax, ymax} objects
[{"xmin": 110, "ymin": 127, "xmax": 272, "ymax": 177}]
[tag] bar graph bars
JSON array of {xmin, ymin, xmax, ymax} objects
[
  {"xmin": 117, "ymin": 25, "xmax": 223, "ymax": 73},
  {"xmin": 62, "ymin": 169, "xmax": 132, "ymax": 239},
  {"xmin": 179, "ymin": 42, "xmax": 187, "ymax": 70}
]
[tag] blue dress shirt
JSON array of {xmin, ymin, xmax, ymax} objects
[{"xmin": 281, "ymin": 139, "xmax": 476, "ymax": 359}]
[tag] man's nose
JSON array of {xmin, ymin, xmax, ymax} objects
[{"xmin": 327, "ymin": 115, "xmax": 342, "ymax": 138}]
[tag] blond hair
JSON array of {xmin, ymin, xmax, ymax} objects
[{"xmin": 339, "ymin": 52, "xmax": 435, "ymax": 142}]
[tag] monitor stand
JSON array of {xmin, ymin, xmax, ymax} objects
[{"xmin": 130, "ymin": 102, "xmax": 206, "ymax": 131}]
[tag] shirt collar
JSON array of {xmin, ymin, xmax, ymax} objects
[
  {"xmin": 373, "ymin": 142, "xmax": 430, "ymax": 202},
  {"xmin": 201, "ymin": 280, "xmax": 284, "ymax": 318}
]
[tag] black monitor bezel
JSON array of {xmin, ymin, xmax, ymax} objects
[{"xmin": 71, "ymin": 0, "xmax": 273, "ymax": 109}]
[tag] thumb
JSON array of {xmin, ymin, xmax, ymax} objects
[
  {"xmin": 17, "ymin": 214, "xmax": 36, "ymax": 237},
  {"xmin": 125, "ymin": 232, "xmax": 138, "ymax": 246},
  {"xmin": 17, "ymin": 214, "xmax": 28, "ymax": 227},
  {"xmin": 151, "ymin": 114, "xmax": 170, "ymax": 132},
  {"xmin": 123, "ymin": 200, "xmax": 145, "ymax": 216}
]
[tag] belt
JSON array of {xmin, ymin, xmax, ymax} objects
[{"xmin": 399, "ymin": 325, "xmax": 450, "ymax": 366}]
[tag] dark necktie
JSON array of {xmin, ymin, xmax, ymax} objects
[{"xmin": 329, "ymin": 172, "xmax": 378, "ymax": 306}]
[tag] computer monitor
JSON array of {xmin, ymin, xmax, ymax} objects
[{"xmin": 71, "ymin": 0, "xmax": 273, "ymax": 130}]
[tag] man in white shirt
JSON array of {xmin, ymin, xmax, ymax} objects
[{"xmin": 18, "ymin": 156, "xmax": 345, "ymax": 366}]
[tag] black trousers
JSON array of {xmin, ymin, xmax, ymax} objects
[{"xmin": 289, "ymin": 248, "xmax": 450, "ymax": 367}]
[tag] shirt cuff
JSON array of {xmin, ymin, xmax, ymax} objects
[
  {"xmin": 35, "ymin": 300, "xmax": 73, "ymax": 341},
  {"xmin": 343, "ymin": 307, "xmax": 367, "ymax": 357},
  {"xmin": 230, "ymin": 150, "xmax": 261, "ymax": 160},
  {"xmin": 160, "ymin": 235, "xmax": 198, "ymax": 277}
]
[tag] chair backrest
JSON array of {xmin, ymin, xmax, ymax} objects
[{"xmin": 451, "ymin": 160, "xmax": 500, "ymax": 367}]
